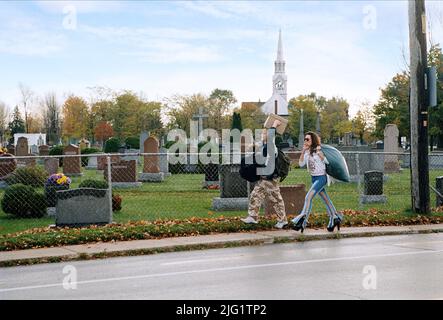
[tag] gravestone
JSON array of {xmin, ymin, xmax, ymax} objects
[
  {"xmin": 97, "ymin": 154, "xmax": 121, "ymax": 170},
  {"xmin": 139, "ymin": 131, "xmax": 150, "ymax": 152},
  {"xmin": 343, "ymin": 132, "xmax": 352, "ymax": 146},
  {"xmin": 212, "ymin": 163, "xmax": 249, "ymax": 210},
  {"xmin": 105, "ymin": 159, "xmax": 141, "ymax": 188},
  {"xmin": 265, "ymin": 184, "xmax": 306, "ymax": 216},
  {"xmin": 384, "ymin": 124, "xmax": 400, "ymax": 173},
  {"xmin": 86, "ymin": 156, "xmax": 98, "ymax": 169},
  {"xmin": 55, "ymin": 188, "xmax": 111, "ymax": 227},
  {"xmin": 6, "ymin": 144, "xmax": 15, "ymax": 155},
  {"xmin": 39, "ymin": 145, "xmax": 50, "ymax": 156},
  {"xmin": 16, "ymin": 137, "xmax": 35, "ymax": 167},
  {"xmin": 159, "ymin": 147, "xmax": 170, "ymax": 177},
  {"xmin": 30, "ymin": 144, "xmax": 38, "ymax": 155},
  {"xmin": 63, "ymin": 144, "xmax": 82, "ymax": 176},
  {"xmin": 360, "ymin": 171, "xmax": 387, "ymax": 204},
  {"xmin": 139, "ymin": 136, "xmax": 164, "ymax": 182},
  {"xmin": 44, "ymin": 158, "xmax": 59, "ymax": 175},
  {"xmin": 202, "ymin": 163, "xmax": 219, "ymax": 189}
]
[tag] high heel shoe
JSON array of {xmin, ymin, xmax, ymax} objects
[
  {"xmin": 292, "ymin": 216, "xmax": 306, "ymax": 233},
  {"xmin": 327, "ymin": 216, "xmax": 342, "ymax": 232}
]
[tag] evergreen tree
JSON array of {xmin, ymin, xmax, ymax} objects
[{"xmin": 8, "ymin": 106, "xmax": 25, "ymax": 142}]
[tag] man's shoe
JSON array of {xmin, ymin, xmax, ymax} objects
[
  {"xmin": 241, "ymin": 216, "xmax": 258, "ymax": 224},
  {"xmin": 274, "ymin": 221, "xmax": 288, "ymax": 229}
]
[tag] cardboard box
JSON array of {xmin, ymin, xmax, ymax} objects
[{"xmin": 264, "ymin": 113, "xmax": 288, "ymax": 135}]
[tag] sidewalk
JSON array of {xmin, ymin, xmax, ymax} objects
[{"xmin": 1, "ymin": 224, "xmax": 443, "ymax": 267}]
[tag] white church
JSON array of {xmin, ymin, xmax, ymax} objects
[{"xmin": 242, "ymin": 30, "xmax": 289, "ymax": 116}]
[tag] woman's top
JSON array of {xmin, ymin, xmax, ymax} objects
[{"xmin": 299, "ymin": 150, "xmax": 329, "ymax": 176}]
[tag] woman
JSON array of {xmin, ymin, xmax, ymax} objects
[{"xmin": 292, "ymin": 131, "xmax": 342, "ymax": 233}]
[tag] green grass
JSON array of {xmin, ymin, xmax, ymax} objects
[{"xmin": 0, "ymin": 163, "xmax": 442, "ymax": 236}]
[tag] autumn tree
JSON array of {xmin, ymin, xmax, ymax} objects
[
  {"xmin": 62, "ymin": 95, "xmax": 90, "ymax": 143},
  {"xmin": 236, "ymin": 102, "xmax": 267, "ymax": 131},
  {"xmin": 94, "ymin": 121, "xmax": 114, "ymax": 146},
  {"xmin": 166, "ymin": 93, "xmax": 209, "ymax": 135},
  {"xmin": 321, "ymin": 97, "xmax": 350, "ymax": 143},
  {"xmin": 352, "ymin": 101, "xmax": 376, "ymax": 144},
  {"xmin": 18, "ymin": 83, "xmax": 33, "ymax": 133}
]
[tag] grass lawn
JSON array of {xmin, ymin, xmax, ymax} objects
[{"xmin": 0, "ymin": 163, "xmax": 442, "ymax": 236}]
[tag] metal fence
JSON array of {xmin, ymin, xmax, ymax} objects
[{"xmin": 0, "ymin": 151, "xmax": 442, "ymax": 226}]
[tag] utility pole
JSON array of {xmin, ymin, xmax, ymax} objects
[{"xmin": 408, "ymin": 0, "xmax": 430, "ymax": 214}]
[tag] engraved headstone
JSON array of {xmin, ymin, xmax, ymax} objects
[
  {"xmin": 384, "ymin": 124, "xmax": 400, "ymax": 173},
  {"xmin": 63, "ymin": 144, "xmax": 82, "ymax": 176}
]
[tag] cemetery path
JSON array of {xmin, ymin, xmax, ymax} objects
[{"xmin": 1, "ymin": 233, "xmax": 443, "ymax": 299}]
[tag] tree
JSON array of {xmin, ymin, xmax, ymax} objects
[
  {"xmin": 94, "ymin": 121, "xmax": 114, "ymax": 146},
  {"xmin": 208, "ymin": 89, "xmax": 237, "ymax": 133},
  {"xmin": 321, "ymin": 97, "xmax": 350, "ymax": 143},
  {"xmin": 352, "ymin": 101, "xmax": 376, "ymax": 144},
  {"xmin": 8, "ymin": 106, "xmax": 25, "ymax": 142},
  {"xmin": 166, "ymin": 93, "xmax": 209, "ymax": 135},
  {"xmin": 231, "ymin": 112, "xmax": 243, "ymax": 131},
  {"xmin": 236, "ymin": 102, "xmax": 267, "ymax": 131},
  {"xmin": 373, "ymin": 72, "xmax": 410, "ymax": 142},
  {"xmin": 428, "ymin": 44, "xmax": 443, "ymax": 149},
  {"xmin": 27, "ymin": 114, "xmax": 43, "ymax": 133},
  {"xmin": 62, "ymin": 95, "xmax": 90, "ymax": 143},
  {"xmin": 0, "ymin": 101, "xmax": 9, "ymax": 144},
  {"xmin": 42, "ymin": 93, "xmax": 61, "ymax": 145},
  {"xmin": 288, "ymin": 95, "xmax": 318, "ymax": 143},
  {"xmin": 18, "ymin": 83, "xmax": 33, "ymax": 133}
]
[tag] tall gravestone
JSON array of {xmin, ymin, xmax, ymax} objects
[
  {"xmin": 384, "ymin": 124, "xmax": 400, "ymax": 173},
  {"xmin": 298, "ymin": 109, "xmax": 304, "ymax": 150},
  {"xmin": 159, "ymin": 147, "xmax": 170, "ymax": 177},
  {"xmin": 139, "ymin": 136, "xmax": 164, "ymax": 182},
  {"xmin": 63, "ymin": 144, "xmax": 82, "ymax": 176},
  {"xmin": 16, "ymin": 137, "xmax": 35, "ymax": 167},
  {"xmin": 139, "ymin": 131, "xmax": 150, "ymax": 152},
  {"xmin": 45, "ymin": 158, "xmax": 59, "ymax": 175}
]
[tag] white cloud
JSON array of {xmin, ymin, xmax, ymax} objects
[{"xmin": 35, "ymin": 0, "xmax": 124, "ymax": 14}]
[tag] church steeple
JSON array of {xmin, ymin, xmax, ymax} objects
[{"xmin": 275, "ymin": 29, "xmax": 285, "ymax": 74}]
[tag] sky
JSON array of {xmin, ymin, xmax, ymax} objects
[{"xmin": 0, "ymin": 0, "xmax": 442, "ymax": 118}]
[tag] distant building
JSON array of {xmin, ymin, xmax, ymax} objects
[{"xmin": 243, "ymin": 30, "xmax": 289, "ymax": 116}]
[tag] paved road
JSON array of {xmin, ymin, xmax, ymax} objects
[{"xmin": 1, "ymin": 233, "xmax": 443, "ymax": 300}]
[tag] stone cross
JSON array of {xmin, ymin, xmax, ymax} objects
[{"xmin": 193, "ymin": 107, "xmax": 209, "ymax": 142}]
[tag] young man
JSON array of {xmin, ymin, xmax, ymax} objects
[{"xmin": 241, "ymin": 120, "xmax": 288, "ymax": 229}]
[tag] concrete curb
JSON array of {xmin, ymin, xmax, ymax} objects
[{"xmin": 1, "ymin": 224, "xmax": 443, "ymax": 267}]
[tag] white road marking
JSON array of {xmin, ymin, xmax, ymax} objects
[{"xmin": 1, "ymin": 248, "xmax": 443, "ymax": 293}]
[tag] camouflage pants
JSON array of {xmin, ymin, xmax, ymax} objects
[{"xmin": 248, "ymin": 178, "xmax": 286, "ymax": 222}]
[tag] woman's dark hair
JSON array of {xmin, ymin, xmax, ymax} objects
[{"xmin": 305, "ymin": 131, "xmax": 321, "ymax": 155}]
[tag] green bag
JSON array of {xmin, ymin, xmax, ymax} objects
[
  {"xmin": 276, "ymin": 149, "xmax": 291, "ymax": 182},
  {"xmin": 321, "ymin": 144, "xmax": 350, "ymax": 182}
]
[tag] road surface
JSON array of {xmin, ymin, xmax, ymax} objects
[{"xmin": 1, "ymin": 233, "xmax": 443, "ymax": 299}]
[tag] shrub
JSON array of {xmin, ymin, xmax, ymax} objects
[
  {"xmin": 80, "ymin": 147, "xmax": 101, "ymax": 167},
  {"xmin": 1, "ymin": 184, "xmax": 47, "ymax": 218},
  {"xmin": 112, "ymin": 194, "xmax": 122, "ymax": 212},
  {"xmin": 5, "ymin": 166, "xmax": 48, "ymax": 188},
  {"xmin": 104, "ymin": 138, "xmax": 120, "ymax": 153},
  {"xmin": 49, "ymin": 145, "xmax": 64, "ymax": 166},
  {"xmin": 125, "ymin": 137, "xmax": 139, "ymax": 149},
  {"xmin": 79, "ymin": 179, "xmax": 109, "ymax": 189}
]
